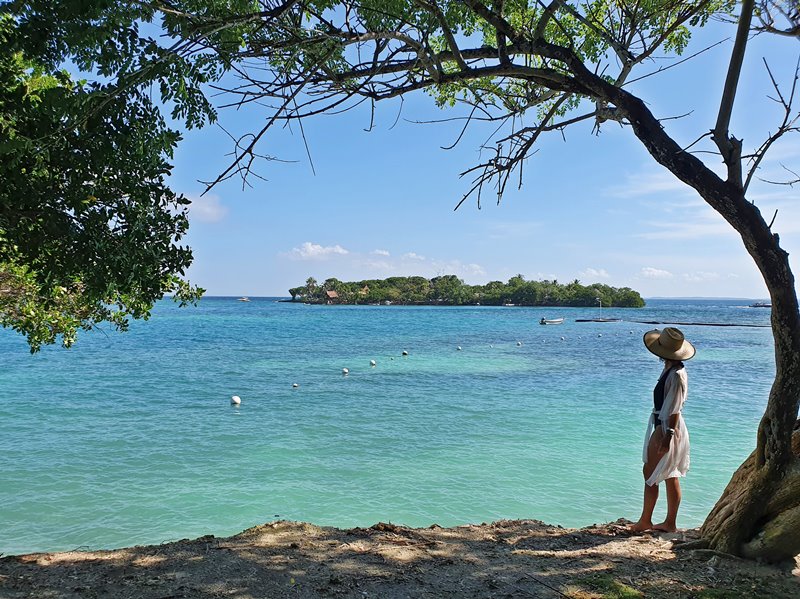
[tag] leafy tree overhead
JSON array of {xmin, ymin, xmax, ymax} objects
[
  {"xmin": 4, "ymin": 0, "xmax": 800, "ymax": 559},
  {"xmin": 0, "ymin": 12, "xmax": 201, "ymax": 351}
]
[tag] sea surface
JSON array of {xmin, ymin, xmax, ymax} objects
[{"xmin": 0, "ymin": 298, "xmax": 775, "ymax": 555}]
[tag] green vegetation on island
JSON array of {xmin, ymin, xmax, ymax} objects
[{"xmin": 289, "ymin": 275, "xmax": 645, "ymax": 307}]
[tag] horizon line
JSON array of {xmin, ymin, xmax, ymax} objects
[{"xmin": 185, "ymin": 295, "xmax": 770, "ymax": 301}]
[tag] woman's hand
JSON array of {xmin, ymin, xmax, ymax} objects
[{"xmin": 658, "ymin": 429, "xmax": 675, "ymax": 454}]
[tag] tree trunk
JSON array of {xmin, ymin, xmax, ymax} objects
[
  {"xmin": 700, "ymin": 422, "xmax": 800, "ymax": 561},
  {"xmin": 695, "ymin": 192, "xmax": 800, "ymax": 561},
  {"xmin": 598, "ymin": 79, "xmax": 800, "ymax": 562}
]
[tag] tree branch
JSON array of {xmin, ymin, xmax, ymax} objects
[
  {"xmin": 462, "ymin": 0, "xmax": 518, "ymax": 41},
  {"xmin": 713, "ymin": 0, "xmax": 756, "ymax": 188},
  {"xmin": 534, "ymin": 0, "xmax": 636, "ymax": 65},
  {"xmin": 744, "ymin": 55, "xmax": 800, "ymax": 192},
  {"xmin": 412, "ymin": 0, "xmax": 469, "ymax": 71},
  {"xmin": 754, "ymin": 0, "xmax": 800, "ymax": 37}
]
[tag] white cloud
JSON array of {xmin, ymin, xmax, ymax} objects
[
  {"xmin": 362, "ymin": 259, "xmax": 393, "ymax": 271},
  {"xmin": 610, "ymin": 163, "xmax": 800, "ymax": 244},
  {"xmin": 487, "ymin": 220, "xmax": 543, "ymax": 240},
  {"xmin": 682, "ymin": 271, "xmax": 721, "ymax": 282},
  {"xmin": 281, "ymin": 243, "xmax": 487, "ymax": 284},
  {"xmin": 188, "ymin": 194, "xmax": 228, "ymax": 223},
  {"xmin": 636, "ymin": 218, "xmax": 732, "ymax": 240},
  {"xmin": 604, "ymin": 167, "xmax": 737, "ymax": 242},
  {"xmin": 605, "ymin": 170, "xmax": 695, "ymax": 199},
  {"xmin": 434, "ymin": 261, "xmax": 486, "ymax": 278},
  {"xmin": 640, "ymin": 267, "xmax": 674, "ymax": 279},
  {"xmin": 465, "ymin": 263, "xmax": 486, "ymax": 276},
  {"xmin": 534, "ymin": 272, "xmax": 560, "ymax": 281},
  {"xmin": 745, "ymin": 189, "xmax": 800, "ymax": 235},
  {"xmin": 362, "ymin": 253, "xmax": 487, "ymax": 281},
  {"xmin": 287, "ymin": 242, "xmax": 349, "ymax": 260},
  {"xmin": 579, "ymin": 267, "xmax": 610, "ymax": 280},
  {"xmin": 757, "ymin": 141, "xmax": 800, "ymax": 163}
]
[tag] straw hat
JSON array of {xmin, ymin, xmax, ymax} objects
[{"xmin": 643, "ymin": 327, "xmax": 695, "ymax": 361}]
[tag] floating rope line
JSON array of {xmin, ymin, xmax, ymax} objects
[{"xmin": 626, "ymin": 320, "xmax": 770, "ymax": 328}]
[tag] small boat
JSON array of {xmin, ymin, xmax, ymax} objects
[
  {"xmin": 237, "ymin": 297, "xmax": 251, "ymax": 302},
  {"xmin": 749, "ymin": 302, "xmax": 771, "ymax": 308},
  {"xmin": 539, "ymin": 317, "xmax": 565, "ymax": 325}
]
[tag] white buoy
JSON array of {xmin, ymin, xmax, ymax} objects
[
  {"xmin": 490, "ymin": 344, "xmax": 494, "ymax": 348},
  {"xmin": 292, "ymin": 383, "xmax": 299, "ymax": 388},
  {"xmin": 598, "ymin": 334, "xmax": 602, "ymax": 337},
  {"xmin": 517, "ymin": 341, "xmax": 522, "ymax": 346},
  {"xmin": 342, "ymin": 368, "xmax": 349, "ymax": 375},
  {"xmin": 370, "ymin": 360, "xmax": 376, "ymax": 367},
  {"xmin": 402, "ymin": 350, "xmax": 409, "ymax": 356},
  {"xmin": 457, "ymin": 346, "xmax": 462, "ymax": 351},
  {"xmin": 560, "ymin": 336, "xmax": 565, "ymax": 341},
  {"xmin": 230, "ymin": 395, "xmax": 241, "ymax": 405}
]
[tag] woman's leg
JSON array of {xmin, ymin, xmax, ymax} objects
[
  {"xmin": 653, "ymin": 477, "xmax": 681, "ymax": 532},
  {"xmin": 630, "ymin": 481, "xmax": 658, "ymax": 532},
  {"xmin": 630, "ymin": 431, "xmax": 663, "ymax": 531}
]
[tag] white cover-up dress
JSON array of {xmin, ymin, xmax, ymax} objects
[{"xmin": 643, "ymin": 366, "xmax": 690, "ymax": 486}]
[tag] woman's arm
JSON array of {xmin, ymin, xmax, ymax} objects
[
  {"xmin": 659, "ymin": 370, "xmax": 687, "ymax": 452},
  {"xmin": 661, "ymin": 370, "xmax": 687, "ymax": 420},
  {"xmin": 660, "ymin": 413, "xmax": 681, "ymax": 452}
]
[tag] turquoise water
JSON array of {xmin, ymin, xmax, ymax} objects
[{"xmin": 0, "ymin": 298, "xmax": 775, "ymax": 554}]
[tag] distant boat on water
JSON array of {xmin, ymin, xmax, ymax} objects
[
  {"xmin": 749, "ymin": 302, "xmax": 771, "ymax": 308},
  {"xmin": 539, "ymin": 317, "xmax": 565, "ymax": 325},
  {"xmin": 575, "ymin": 317, "xmax": 622, "ymax": 323},
  {"xmin": 237, "ymin": 297, "xmax": 251, "ymax": 302}
]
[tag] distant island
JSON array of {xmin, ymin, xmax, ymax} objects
[{"xmin": 288, "ymin": 275, "xmax": 645, "ymax": 307}]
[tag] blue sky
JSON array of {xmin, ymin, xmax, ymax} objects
[{"xmin": 170, "ymin": 20, "xmax": 799, "ymax": 299}]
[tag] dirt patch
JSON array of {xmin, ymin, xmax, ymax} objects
[{"xmin": 1, "ymin": 519, "xmax": 798, "ymax": 598}]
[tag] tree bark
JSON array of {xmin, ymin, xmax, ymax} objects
[{"xmin": 700, "ymin": 423, "xmax": 800, "ymax": 561}]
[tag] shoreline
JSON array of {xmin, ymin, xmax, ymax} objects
[{"xmin": 2, "ymin": 519, "xmax": 797, "ymax": 598}]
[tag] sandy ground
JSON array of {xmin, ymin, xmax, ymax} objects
[{"xmin": 1, "ymin": 519, "xmax": 798, "ymax": 598}]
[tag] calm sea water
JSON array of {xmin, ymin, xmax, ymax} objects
[{"xmin": 0, "ymin": 298, "xmax": 774, "ymax": 554}]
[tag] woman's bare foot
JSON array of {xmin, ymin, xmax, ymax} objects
[
  {"xmin": 628, "ymin": 520, "xmax": 653, "ymax": 532},
  {"xmin": 652, "ymin": 522, "xmax": 677, "ymax": 532}
]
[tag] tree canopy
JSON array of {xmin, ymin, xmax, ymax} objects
[{"xmin": 0, "ymin": 9, "xmax": 202, "ymax": 351}]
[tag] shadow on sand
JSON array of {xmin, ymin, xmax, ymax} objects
[{"xmin": 1, "ymin": 519, "xmax": 797, "ymax": 598}]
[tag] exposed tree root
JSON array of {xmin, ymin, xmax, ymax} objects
[{"xmin": 700, "ymin": 423, "xmax": 800, "ymax": 561}]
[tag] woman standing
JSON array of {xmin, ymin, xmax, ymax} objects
[{"xmin": 630, "ymin": 327, "xmax": 695, "ymax": 532}]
